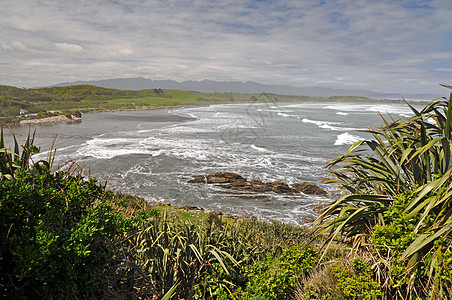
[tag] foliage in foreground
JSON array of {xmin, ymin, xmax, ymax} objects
[
  {"xmin": 299, "ymin": 256, "xmax": 381, "ymax": 300},
  {"xmin": 316, "ymin": 86, "xmax": 452, "ymax": 299},
  {"xmin": 242, "ymin": 246, "xmax": 317, "ymax": 300},
  {"xmin": 0, "ymin": 168, "xmax": 134, "ymax": 299}
]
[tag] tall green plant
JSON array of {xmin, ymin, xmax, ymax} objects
[
  {"xmin": 0, "ymin": 124, "xmax": 52, "ymax": 179},
  {"xmin": 135, "ymin": 215, "xmax": 241, "ymax": 298},
  {"xmin": 317, "ymin": 87, "xmax": 452, "ymax": 239},
  {"xmin": 316, "ymin": 86, "xmax": 452, "ymax": 298}
]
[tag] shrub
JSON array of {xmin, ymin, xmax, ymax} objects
[
  {"xmin": 300, "ymin": 257, "xmax": 381, "ymax": 300},
  {"xmin": 315, "ymin": 87, "xmax": 452, "ymax": 297},
  {"xmin": 242, "ymin": 246, "xmax": 318, "ymax": 300},
  {"xmin": 330, "ymin": 258, "xmax": 382, "ymax": 300},
  {"xmin": 0, "ymin": 168, "xmax": 132, "ymax": 299},
  {"xmin": 373, "ymin": 189, "xmax": 452, "ymax": 299}
]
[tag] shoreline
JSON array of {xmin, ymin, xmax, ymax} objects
[{"xmin": 6, "ymin": 96, "xmax": 421, "ymax": 127}]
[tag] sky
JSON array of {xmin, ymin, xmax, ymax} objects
[{"xmin": 1, "ymin": 0, "xmax": 451, "ymax": 95}]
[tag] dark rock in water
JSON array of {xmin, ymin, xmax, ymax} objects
[
  {"xmin": 188, "ymin": 172, "xmax": 245, "ymax": 184},
  {"xmin": 245, "ymin": 185, "xmax": 272, "ymax": 193},
  {"xmin": 188, "ymin": 172, "xmax": 327, "ymax": 196},
  {"xmin": 267, "ymin": 181, "xmax": 296, "ymax": 194},
  {"xmin": 222, "ymin": 181, "xmax": 248, "ymax": 189},
  {"xmin": 291, "ymin": 182, "xmax": 327, "ymax": 196},
  {"xmin": 313, "ymin": 205, "xmax": 327, "ymax": 214},
  {"xmin": 249, "ymin": 179, "xmax": 264, "ymax": 185},
  {"xmin": 228, "ymin": 195, "xmax": 270, "ymax": 201},
  {"xmin": 208, "ymin": 172, "xmax": 246, "ymax": 183}
]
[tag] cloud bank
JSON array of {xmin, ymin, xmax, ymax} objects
[{"xmin": 0, "ymin": 0, "xmax": 451, "ymax": 94}]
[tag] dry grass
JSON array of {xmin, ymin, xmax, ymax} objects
[{"xmin": 294, "ymin": 249, "xmax": 383, "ymax": 300}]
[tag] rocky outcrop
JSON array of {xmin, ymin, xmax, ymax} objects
[
  {"xmin": 291, "ymin": 182, "xmax": 328, "ymax": 196},
  {"xmin": 20, "ymin": 114, "xmax": 82, "ymax": 126},
  {"xmin": 187, "ymin": 172, "xmax": 246, "ymax": 184},
  {"xmin": 188, "ymin": 172, "xmax": 327, "ymax": 196}
]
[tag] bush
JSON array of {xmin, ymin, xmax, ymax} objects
[
  {"xmin": 373, "ymin": 189, "xmax": 452, "ymax": 298},
  {"xmin": 300, "ymin": 257, "xmax": 381, "ymax": 300},
  {"xmin": 242, "ymin": 246, "xmax": 318, "ymax": 300},
  {"xmin": 330, "ymin": 258, "xmax": 382, "ymax": 300},
  {"xmin": 0, "ymin": 169, "xmax": 131, "ymax": 299}
]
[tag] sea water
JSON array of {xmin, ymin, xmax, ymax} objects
[{"xmin": 9, "ymin": 100, "xmax": 423, "ymax": 224}]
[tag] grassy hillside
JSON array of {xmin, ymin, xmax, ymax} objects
[{"xmin": 0, "ymin": 85, "xmax": 375, "ymax": 123}]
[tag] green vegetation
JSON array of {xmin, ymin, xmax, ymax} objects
[
  {"xmin": 242, "ymin": 246, "xmax": 317, "ymax": 299},
  {"xmin": 329, "ymin": 258, "xmax": 382, "ymax": 300},
  {"xmin": 300, "ymin": 257, "xmax": 382, "ymax": 300},
  {"xmin": 0, "ymin": 84, "xmax": 375, "ymax": 124}
]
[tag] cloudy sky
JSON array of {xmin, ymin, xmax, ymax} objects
[{"xmin": 1, "ymin": 0, "xmax": 451, "ymax": 94}]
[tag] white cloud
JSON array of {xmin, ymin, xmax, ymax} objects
[
  {"xmin": 54, "ymin": 43, "xmax": 84, "ymax": 53},
  {"xmin": 1, "ymin": 41, "xmax": 28, "ymax": 51},
  {"xmin": 101, "ymin": 47, "xmax": 134, "ymax": 57}
]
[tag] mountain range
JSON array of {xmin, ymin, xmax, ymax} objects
[{"xmin": 51, "ymin": 77, "xmax": 439, "ymax": 100}]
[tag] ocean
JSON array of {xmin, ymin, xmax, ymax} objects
[{"xmin": 9, "ymin": 99, "xmax": 422, "ymax": 224}]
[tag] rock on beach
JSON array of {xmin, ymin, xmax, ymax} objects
[{"xmin": 20, "ymin": 114, "xmax": 82, "ymax": 126}]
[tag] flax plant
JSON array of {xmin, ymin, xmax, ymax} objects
[
  {"xmin": 315, "ymin": 86, "xmax": 452, "ymax": 298},
  {"xmin": 317, "ymin": 87, "xmax": 452, "ymax": 237},
  {"xmin": 0, "ymin": 124, "xmax": 55, "ymax": 179},
  {"xmin": 135, "ymin": 214, "xmax": 241, "ymax": 298}
]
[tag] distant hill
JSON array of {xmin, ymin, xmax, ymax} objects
[{"xmin": 50, "ymin": 77, "xmax": 440, "ymax": 100}]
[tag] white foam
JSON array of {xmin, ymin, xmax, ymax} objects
[
  {"xmin": 324, "ymin": 103, "xmax": 418, "ymax": 116},
  {"xmin": 302, "ymin": 118, "xmax": 336, "ymax": 126},
  {"xmin": 217, "ymin": 123, "xmax": 259, "ymax": 130},
  {"xmin": 76, "ymin": 137, "xmax": 150, "ymax": 159},
  {"xmin": 250, "ymin": 144, "xmax": 271, "ymax": 152},
  {"xmin": 277, "ymin": 112, "xmax": 299, "ymax": 118},
  {"xmin": 302, "ymin": 118, "xmax": 344, "ymax": 131},
  {"xmin": 257, "ymin": 108, "xmax": 295, "ymax": 113},
  {"xmin": 302, "ymin": 118, "xmax": 364, "ymax": 132},
  {"xmin": 336, "ymin": 112, "xmax": 349, "ymax": 116},
  {"xmin": 365, "ymin": 105, "xmax": 413, "ymax": 116},
  {"xmin": 334, "ymin": 132, "xmax": 361, "ymax": 145},
  {"xmin": 324, "ymin": 104, "xmax": 368, "ymax": 112}
]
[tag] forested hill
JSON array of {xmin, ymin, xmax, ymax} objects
[
  {"xmin": 0, "ymin": 84, "xmax": 167, "ymax": 106},
  {"xmin": 0, "ymin": 85, "xmax": 176, "ymax": 122}
]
